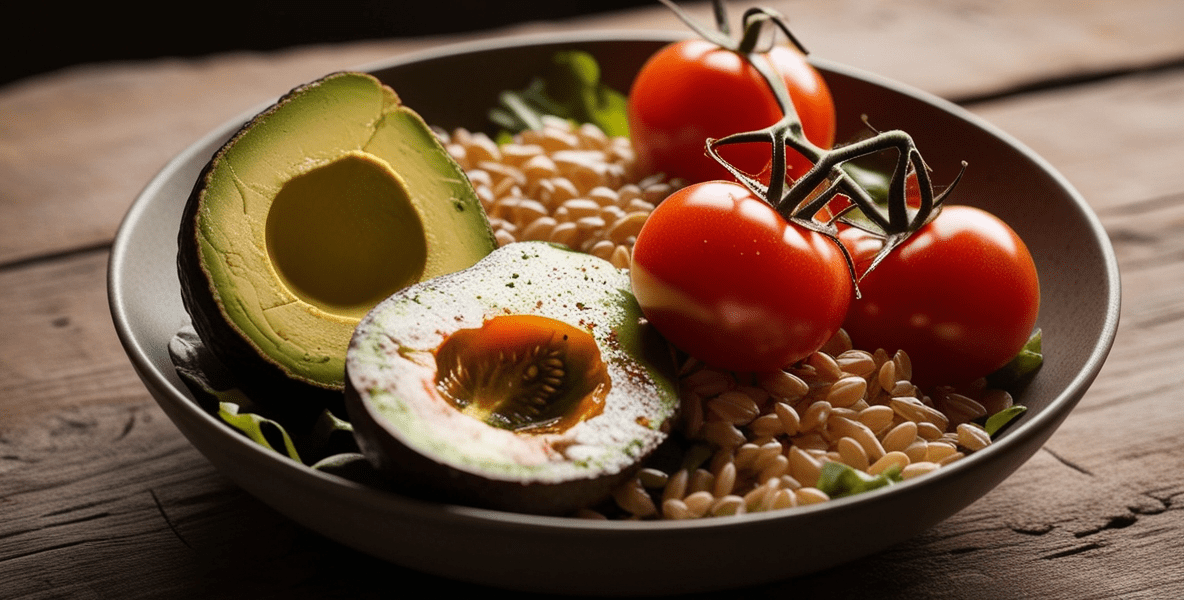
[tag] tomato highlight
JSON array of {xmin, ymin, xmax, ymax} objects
[
  {"xmin": 840, "ymin": 205, "xmax": 1040, "ymax": 386},
  {"xmin": 630, "ymin": 181, "xmax": 852, "ymax": 373},
  {"xmin": 627, "ymin": 38, "xmax": 835, "ymax": 185}
]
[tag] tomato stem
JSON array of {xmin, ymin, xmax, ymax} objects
[{"xmin": 661, "ymin": 0, "xmax": 968, "ymax": 290}]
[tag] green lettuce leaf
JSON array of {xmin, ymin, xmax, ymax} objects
[
  {"xmin": 168, "ymin": 325, "xmax": 361, "ymax": 467},
  {"xmin": 490, "ymin": 50, "xmax": 629, "ymax": 138},
  {"xmin": 988, "ymin": 328, "xmax": 1043, "ymax": 388},
  {"xmin": 984, "ymin": 405, "xmax": 1028, "ymax": 437},
  {"xmin": 217, "ymin": 401, "xmax": 302, "ymax": 462},
  {"xmin": 816, "ymin": 461, "xmax": 903, "ymax": 499}
]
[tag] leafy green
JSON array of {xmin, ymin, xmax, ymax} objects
[
  {"xmin": 815, "ymin": 461, "xmax": 903, "ymax": 499},
  {"xmin": 168, "ymin": 326, "xmax": 363, "ymax": 469},
  {"xmin": 987, "ymin": 328, "xmax": 1043, "ymax": 388},
  {"xmin": 984, "ymin": 405, "xmax": 1028, "ymax": 437},
  {"xmin": 217, "ymin": 401, "xmax": 303, "ymax": 462},
  {"xmin": 840, "ymin": 161, "xmax": 892, "ymax": 204},
  {"xmin": 489, "ymin": 50, "xmax": 629, "ymax": 139}
]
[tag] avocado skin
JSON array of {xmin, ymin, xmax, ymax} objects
[
  {"xmin": 344, "ymin": 242, "xmax": 680, "ymax": 516},
  {"xmin": 175, "ymin": 81, "xmax": 340, "ymax": 411},
  {"xmin": 344, "ymin": 394, "xmax": 648, "ymax": 514},
  {"xmin": 177, "ymin": 71, "xmax": 495, "ymax": 410}
]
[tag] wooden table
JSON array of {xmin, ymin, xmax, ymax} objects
[{"xmin": 3, "ymin": 1, "xmax": 1183, "ymax": 597}]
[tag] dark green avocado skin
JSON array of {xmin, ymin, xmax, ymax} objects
[
  {"xmin": 175, "ymin": 78, "xmax": 345, "ymax": 416},
  {"xmin": 343, "ymin": 242, "xmax": 679, "ymax": 516}
]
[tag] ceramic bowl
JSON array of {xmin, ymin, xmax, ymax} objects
[{"xmin": 108, "ymin": 30, "xmax": 1120, "ymax": 595}]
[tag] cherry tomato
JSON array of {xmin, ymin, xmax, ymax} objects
[
  {"xmin": 630, "ymin": 181, "xmax": 852, "ymax": 372},
  {"xmin": 839, "ymin": 205, "xmax": 1040, "ymax": 386},
  {"xmin": 628, "ymin": 38, "xmax": 836, "ymax": 185}
]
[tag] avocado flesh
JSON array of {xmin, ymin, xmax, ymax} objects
[
  {"xmin": 178, "ymin": 71, "xmax": 496, "ymax": 399},
  {"xmin": 344, "ymin": 242, "xmax": 679, "ymax": 515}
]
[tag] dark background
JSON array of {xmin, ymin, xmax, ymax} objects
[{"xmin": 4, "ymin": 1, "xmax": 664, "ymax": 87}]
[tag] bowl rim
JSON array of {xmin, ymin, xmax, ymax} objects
[{"xmin": 107, "ymin": 28, "xmax": 1122, "ymax": 536}]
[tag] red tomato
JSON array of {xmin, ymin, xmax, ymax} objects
[
  {"xmin": 630, "ymin": 181, "xmax": 852, "ymax": 372},
  {"xmin": 839, "ymin": 205, "xmax": 1040, "ymax": 386},
  {"xmin": 628, "ymin": 38, "xmax": 836, "ymax": 185}
]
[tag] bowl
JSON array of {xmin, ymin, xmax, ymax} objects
[{"xmin": 108, "ymin": 30, "xmax": 1120, "ymax": 595}]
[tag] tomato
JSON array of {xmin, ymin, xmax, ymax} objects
[
  {"xmin": 839, "ymin": 205, "xmax": 1040, "ymax": 386},
  {"xmin": 628, "ymin": 38, "xmax": 836, "ymax": 185},
  {"xmin": 630, "ymin": 181, "xmax": 852, "ymax": 372}
]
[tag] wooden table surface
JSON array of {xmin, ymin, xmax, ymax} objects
[{"xmin": 3, "ymin": 1, "xmax": 1183, "ymax": 597}]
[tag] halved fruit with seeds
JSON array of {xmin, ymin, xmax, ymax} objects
[
  {"xmin": 434, "ymin": 314, "xmax": 611, "ymax": 434},
  {"xmin": 343, "ymin": 241, "xmax": 679, "ymax": 515}
]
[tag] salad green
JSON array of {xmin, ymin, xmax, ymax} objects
[{"xmin": 489, "ymin": 50, "xmax": 629, "ymax": 140}]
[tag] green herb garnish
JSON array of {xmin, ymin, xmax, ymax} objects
[
  {"xmin": 984, "ymin": 405, "xmax": 1028, "ymax": 437},
  {"xmin": 987, "ymin": 328, "xmax": 1043, "ymax": 388},
  {"xmin": 816, "ymin": 461, "xmax": 903, "ymax": 499},
  {"xmin": 490, "ymin": 50, "xmax": 629, "ymax": 139}
]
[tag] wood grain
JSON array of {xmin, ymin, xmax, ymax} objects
[
  {"xmin": 3, "ymin": 0, "xmax": 1184, "ymax": 597},
  {"xmin": 2, "ymin": 1, "xmax": 1182, "ymax": 266}
]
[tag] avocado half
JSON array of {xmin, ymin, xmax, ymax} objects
[
  {"xmin": 178, "ymin": 72, "xmax": 496, "ymax": 404},
  {"xmin": 344, "ymin": 242, "xmax": 680, "ymax": 515}
]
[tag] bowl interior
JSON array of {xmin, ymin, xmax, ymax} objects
[{"xmin": 109, "ymin": 32, "xmax": 1119, "ymax": 595}]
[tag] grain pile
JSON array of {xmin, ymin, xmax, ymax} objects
[
  {"xmin": 438, "ymin": 115, "xmax": 684, "ymax": 270},
  {"xmin": 438, "ymin": 118, "xmax": 1012, "ymax": 520}
]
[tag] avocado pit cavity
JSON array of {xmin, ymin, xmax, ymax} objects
[
  {"xmin": 266, "ymin": 152, "xmax": 427, "ymax": 320},
  {"xmin": 435, "ymin": 315, "xmax": 610, "ymax": 434},
  {"xmin": 176, "ymin": 71, "xmax": 496, "ymax": 395},
  {"xmin": 343, "ymin": 242, "xmax": 679, "ymax": 514}
]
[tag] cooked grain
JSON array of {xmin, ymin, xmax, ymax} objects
[
  {"xmin": 800, "ymin": 400, "xmax": 833, "ymax": 432},
  {"xmin": 979, "ymin": 388, "xmax": 1015, "ymax": 416},
  {"xmin": 688, "ymin": 468, "xmax": 716, "ymax": 495},
  {"xmin": 937, "ymin": 451, "xmax": 965, "ymax": 467},
  {"xmin": 881, "ymin": 421, "xmax": 920, "ymax": 453},
  {"xmin": 759, "ymin": 370, "xmax": 810, "ymax": 402},
  {"xmin": 868, "ymin": 451, "xmax": 910, "ymax": 476},
  {"xmin": 808, "ymin": 351, "xmax": 844, "ymax": 382},
  {"xmin": 925, "ymin": 440, "xmax": 959, "ymax": 463},
  {"xmin": 684, "ymin": 491, "xmax": 715, "ymax": 517},
  {"xmin": 708, "ymin": 390, "xmax": 761, "ymax": 425},
  {"xmin": 663, "ymin": 498, "xmax": 693, "ymax": 520},
  {"xmin": 796, "ymin": 487, "xmax": 830, "ymax": 505},
  {"xmin": 830, "ymin": 416, "xmax": 886, "ymax": 462},
  {"xmin": 917, "ymin": 421, "xmax": 946, "ymax": 441},
  {"xmin": 836, "ymin": 349, "xmax": 877, "ymax": 377},
  {"xmin": 774, "ymin": 401, "xmax": 802, "ymax": 436},
  {"xmin": 750, "ymin": 412, "xmax": 786, "ymax": 438},
  {"xmin": 877, "ymin": 359, "xmax": 897, "ymax": 393},
  {"xmin": 956, "ymin": 422, "xmax": 992, "ymax": 451},
  {"xmin": 714, "ymin": 461, "xmax": 738, "ymax": 497},
  {"xmin": 702, "ymin": 420, "xmax": 746, "ymax": 449},
  {"xmin": 788, "ymin": 445, "xmax": 824, "ymax": 487},
  {"xmin": 454, "ymin": 120, "xmax": 1020, "ymax": 520},
  {"xmin": 613, "ymin": 478, "xmax": 657, "ymax": 517},
  {"xmin": 837, "ymin": 436, "xmax": 871, "ymax": 470},
  {"xmin": 901, "ymin": 461, "xmax": 941, "ymax": 480},
  {"xmin": 827, "ymin": 376, "xmax": 868, "ymax": 408},
  {"xmin": 711, "ymin": 495, "xmax": 746, "ymax": 516},
  {"xmin": 857, "ymin": 405, "xmax": 896, "ymax": 434},
  {"xmin": 904, "ymin": 439, "xmax": 930, "ymax": 463}
]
